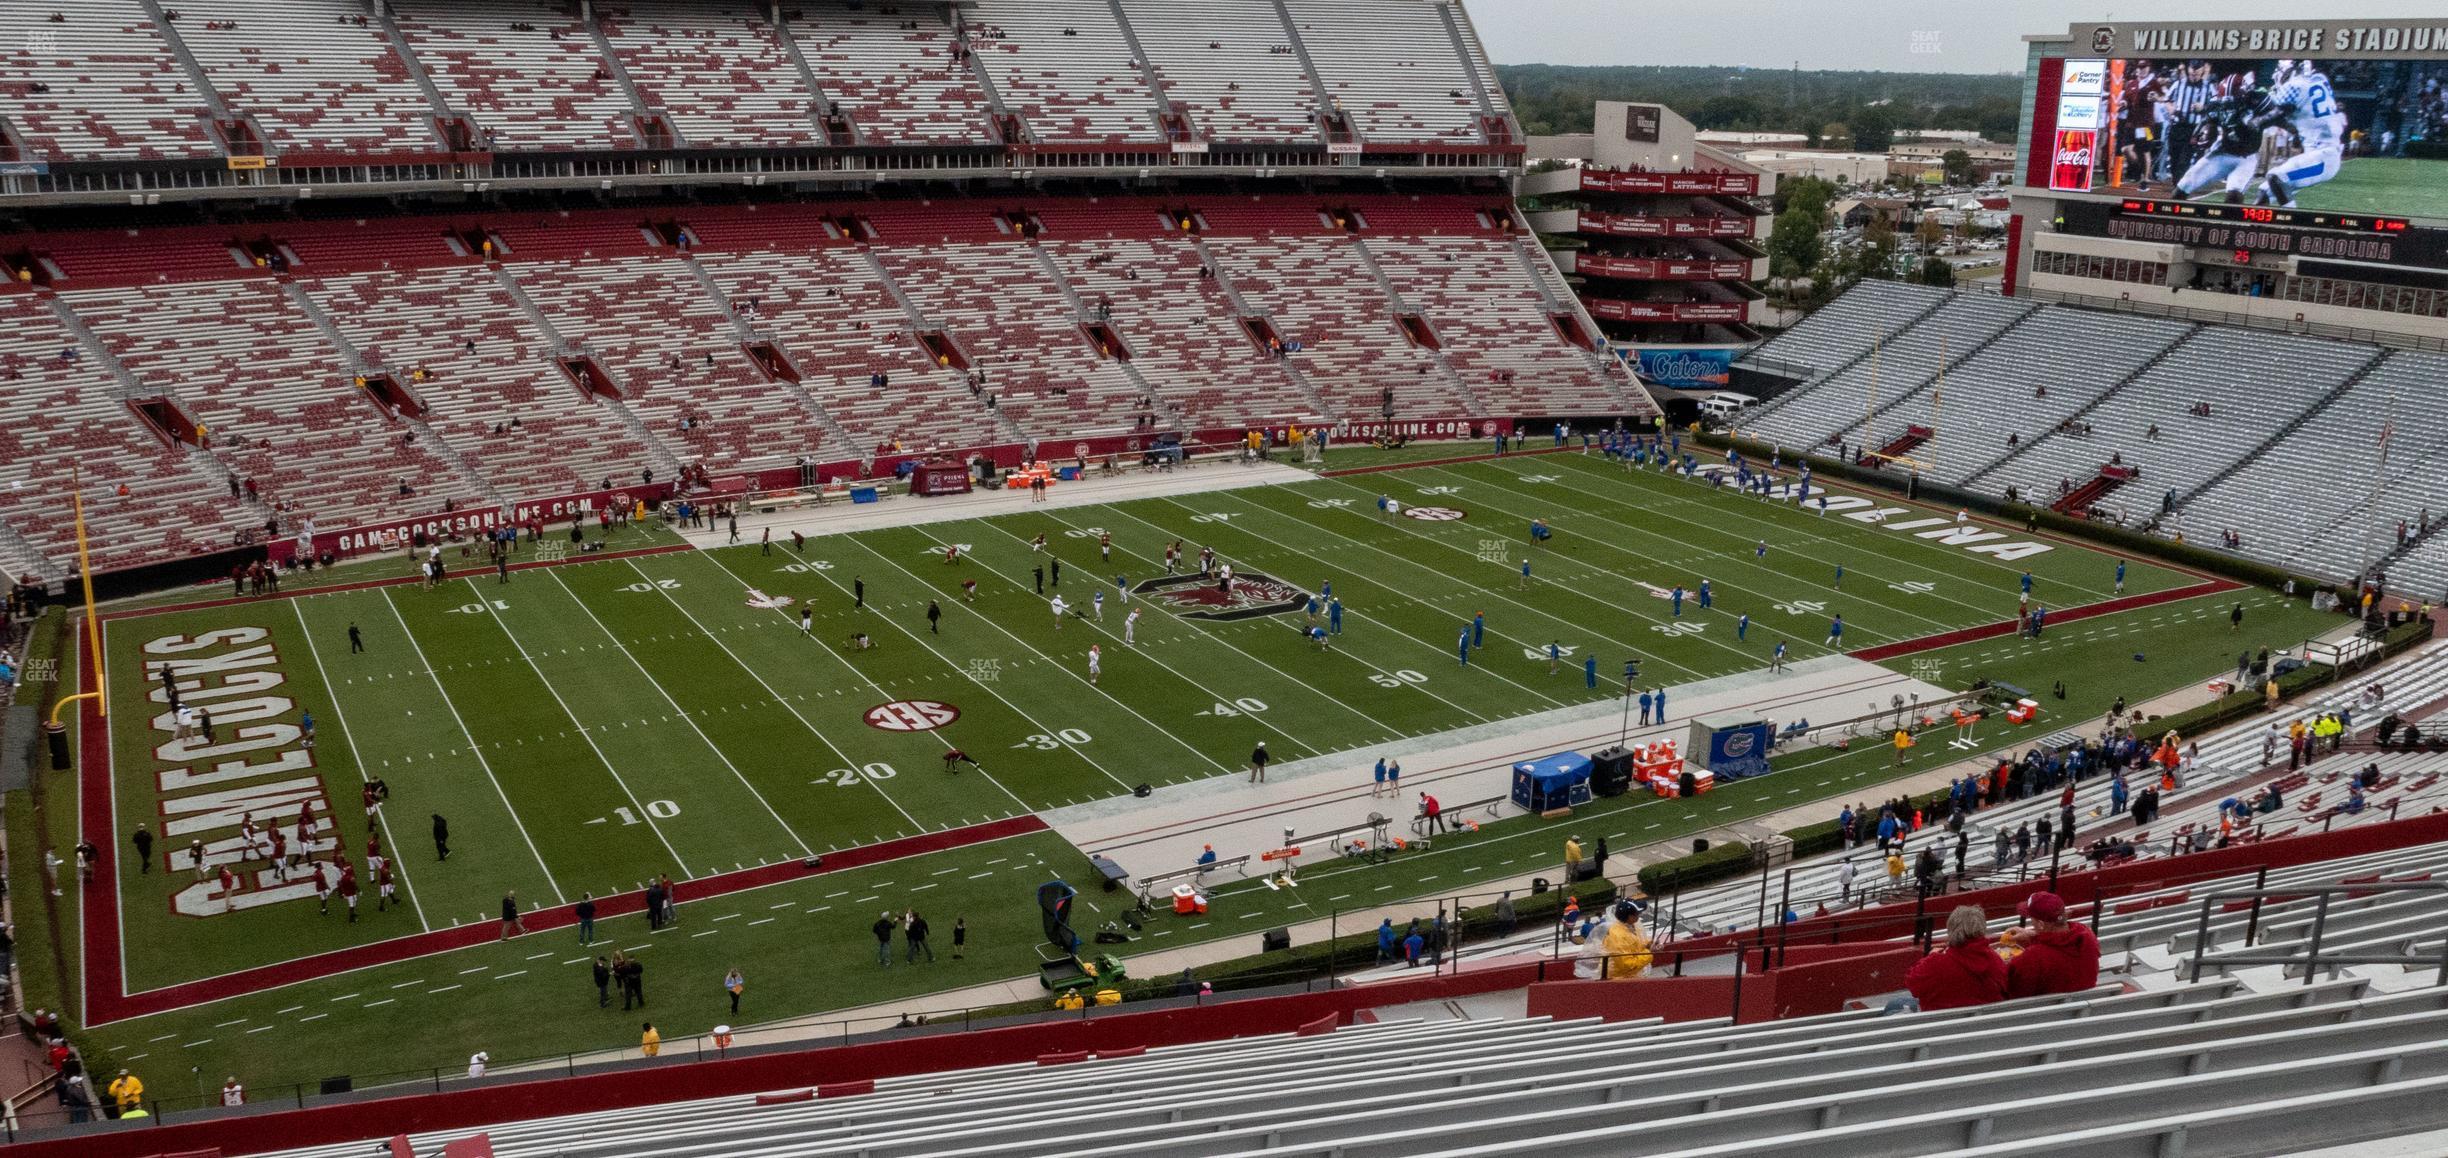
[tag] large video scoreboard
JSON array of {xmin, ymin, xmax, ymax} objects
[{"xmin": 2028, "ymin": 19, "xmax": 2448, "ymax": 229}]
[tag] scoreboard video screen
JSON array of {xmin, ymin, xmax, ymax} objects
[{"xmin": 2038, "ymin": 20, "xmax": 2448, "ymax": 222}]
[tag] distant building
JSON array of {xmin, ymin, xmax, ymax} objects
[
  {"xmin": 1738, "ymin": 149, "xmax": 1890, "ymax": 185},
  {"xmin": 1696, "ymin": 130, "xmax": 1810, "ymax": 147},
  {"xmin": 1889, "ymin": 139, "xmax": 2017, "ymax": 182},
  {"xmin": 1522, "ymin": 102, "xmax": 1773, "ymax": 391},
  {"xmin": 1833, "ymin": 197, "xmax": 1910, "ymax": 229}
]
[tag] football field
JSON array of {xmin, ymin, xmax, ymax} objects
[
  {"xmin": 2290, "ymin": 156, "xmax": 2448, "ymax": 220},
  {"xmin": 49, "ymin": 446, "xmax": 2338, "ymax": 1093}
]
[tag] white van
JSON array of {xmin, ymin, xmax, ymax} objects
[{"xmin": 1696, "ymin": 392, "xmax": 1759, "ymax": 422}]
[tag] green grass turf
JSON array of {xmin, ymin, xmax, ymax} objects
[
  {"xmin": 2289, "ymin": 156, "xmax": 2448, "ymax": 220},
  {"xmin": 51, "ymin": 452, "xmax": 2349, "ymax": 1093}
]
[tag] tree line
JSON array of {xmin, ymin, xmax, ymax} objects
[{"xmin": 1496, "ymin": 64, "xmax": 2023, "ymax": 150}]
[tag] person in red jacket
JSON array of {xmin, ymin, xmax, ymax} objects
[
  {"xmin": 2003, "ymin": 890, "xmax": 2100, "ymax": 997},
  {"xmin": 1904, "ymin": 905, "xmax": 2009, "ymax": 1011}
]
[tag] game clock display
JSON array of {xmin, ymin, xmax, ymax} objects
[{"xmin": 2116, "ymin": 197, "xmax": 2412, "ymax": 232}]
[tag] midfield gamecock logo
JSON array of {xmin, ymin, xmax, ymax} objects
[{"xmin": 1135, "ymin": 569, "xmax": 1311, "ymax": 622}]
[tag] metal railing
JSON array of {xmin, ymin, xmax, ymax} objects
[{"xmin": 2183, "ymin": 880, "xmax": 2448, "ymax": 987}]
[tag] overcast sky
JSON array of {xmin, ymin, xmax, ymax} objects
[{"xmin": 1465, "ymin": 1, "xmax": 2434, "ymax": 73}]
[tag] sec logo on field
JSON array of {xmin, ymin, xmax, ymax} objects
[
  {"xmin": 865, "ymin": 700, "xmax": 961, "ymax": 731},
  {"xmin": 1403, "ymin": 506, "xmax": 1466, "ymax": 521}
]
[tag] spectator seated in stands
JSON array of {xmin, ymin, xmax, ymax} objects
[
  {"xmin": 1902, "ymin": 904, "xmax": 2009, "ymax": 1012},
  {"xmin": 2082, "ymin": 837, "xmax": 2139, "ymax": 865},
  {"xmin": 2002, "ymin": 890, "xmax": 2101, "ymax": 998}
]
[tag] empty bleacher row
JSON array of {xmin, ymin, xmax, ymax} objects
[
  {"xmin": 390, "ymin": 0, "xmax": 639, "ymax": 151},
  {"xmin": 255, "ymin": 938, "xmax": 2448, "ymax": 1155},
  {"xmin": 1969, "ymin": 327, "xmax": 2381, "ymax": 521},
  {"xmin": 1734, "ymin": 281, "xmax": 2448, "ymax": 585},
  {"xmin": 0, "ymin": 195, "xmax": 1629, "ymax": 576},
  {"xmin": 0, "ymin": 0, "xmax": 217, "ymax": 161},
  {"xmin": 0, "ymin": 296, "xmax": 246, "ymax": 578},
  {"xmin": 0, "ymin": 0, "xmax": 1511, "ymax": 162},
  {"xmin": 1864, "ymin": 308, "xmax": 2197, "ymax": 486},
  {"xmin": 1740, "ymin": 292, "xmax": 2033, "ymax": 455},
  {"xmin": 2173, "ymin": 350, "xmax": 2448, "ymax": 591},
  {"xmin": 785, "ymin": 1, "xmax": 992, "ymax": 146},
  {"xmin": 1734, "ymin": 278, "xmax": 1946, "ymax": 380},
  {"xmin": 166, "ymin": 0, "xmax": 444, "ymax": 156}
]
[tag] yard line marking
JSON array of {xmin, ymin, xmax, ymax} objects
[
  {"xmin": 429, "ymin": 984, "xmax": 462, "ymax": 994},
  {"xmin": 854, "ymin": 895, "xmax": 880, "ymax": 903},
  {"xmin": 377, "ymin": 588, "xmax": 573, "ymax": 901},
  {"xmin": 715, "ymin": 913, "xmax": 742, "ymax": 922},
  {"xmin": 526, "ymin": 952, "xmax": 553, "ymax": 960},
  {"xmin": 329, "ymin": 992, "xmax": 362, "ymax": 1002},
  {"xmin": 247, "ymin": 1025, "xmax": 276, "ymax": 1034},
  {"xmin": 216, "ymin": 1018, "xmax": 248, "ymax": 1028},
  {"xmin": 836, "ymin": 535, "xmax": 1224, "ymax": 785},
  {"xmin": 391, "ymin": 979, "xmax": 424, "ymax": 989},
  {"xmin": 543, "ymin": 569, "xmax": 813, "ymax": 859},
  {"xmin": 770, "ymin": 901, "xmax": 795, "ymax": 910},
  {"xmin": 932, "ymin": 867, "xmax": 961, "ymax": 876},
  {"xmin": 622, "ymin": 558, "xmax": 925, "ymax": 835},
  {"xmin": 825, "ymin": 891, "xmax": 848, "ymax": 898},
  {"xmin": 805, "ymin": 906, "xmax": 831, "ymax": 914},
  {"xmin": 561, "ymin": 958, "xmax": 590, "ymax": 966},
  {"xmin": 693, "ymin": 548, "xmax": 1050, "ymax": 806},
  {"xmin": 911, "ymin": 882, "xmax": 936, "ymax": 892},
  {"xmin": 982, "ymin": 514, "xmax": 1379, "ymax": 748},
  {"xmin": 968, "ymin": 872, "xmax": 995, "ymax": 879},
  {"xmin": 1547, "ymin": 453, "xmax": 2113, "ymax": 602},
  {"xmin": 457, "ymin": 966, "xmax": 489, "ymax": 975},
  {"xmin": 494, "ymin": 970, "xmax": 528, "ymax": 980},
  {"xmin": 292, "ymin": 600, "xmax": 438, "ymax": 928},
  {"xmin": 298, "ymin": 1013, "xmax": 327, "ymax": 1023},
  {"xmin": 749, "ymin": 917, "xmax": 775, "ymax": 927},
  {"xmin": 184, "ymin": 1039, "xmax": 214, "ymax": 1048},
  {"xmin": 447, "ymin": 581, "xmax": 693, "ymax": 878},
  {"xmin": 1278, "ymin": 478, "xmax": 1757, "ymax": 671},
  {"xmin": 276, "ymin": 1006, "xmax": 304, "ymax": 1015},
  {"xmin": 1448, "ymin": 462, "xmax": 1975, "ymax": 635},
  {"xmin": 1083, "ymin": 504, "xmax": 1500, "ymax": 726},
  {"xmin": 1176, "ymin": 492, "xmax": 1595, "ymax": 698},
  {"xmin": 692, "ymin": 930, "xmax": 718, "ymax": 938}
]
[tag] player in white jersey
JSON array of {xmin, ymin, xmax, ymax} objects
[{"xmin": 2260, "ymin": 60, "xmax": 2347, "ymax": 207}]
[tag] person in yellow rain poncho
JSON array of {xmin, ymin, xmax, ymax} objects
[{"xmin": 1573, "ymin": 898, "xmax": 1653, "ymax": 980}]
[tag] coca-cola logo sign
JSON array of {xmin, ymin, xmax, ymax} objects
[{"xmin": 2049, "ymin": 128, "xmax": 2098, "ymax": 191}]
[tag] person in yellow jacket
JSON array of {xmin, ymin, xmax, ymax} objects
[
  {"xmin": 1054, "ymin": 988, "xmax": 1086, "ymax": 1012},
  {"xmin": 639, "ymin": 1022, "xmax": 661, "ymax": 1058},
  {"xmin": 1596, "ymin": 899, "xmax": 1652, "ymax": 980},
  {"xmin": 108, "ymin": 1069, "xmax": 144, "ymax": 1115}
]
